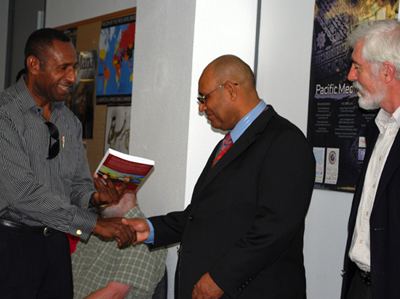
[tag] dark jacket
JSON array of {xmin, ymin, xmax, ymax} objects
[
  {"xmin": 341, "ymin": 112, "xmax": 400, "ymax": 299},
  {"xmin": 150, "ymin": 106, "xmax": 315, "ymax": 298}
]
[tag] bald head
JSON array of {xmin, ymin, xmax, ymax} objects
[
  {"xmin": 205, "ymin": 55, "xmax": 255, "ymax": 89},
  {"xmin": 198, "ymin": 55, "xmax": 261, "ymax": 130}
]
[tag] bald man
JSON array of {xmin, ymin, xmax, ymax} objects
[{"xmin": 124, "ymin": 55, "xmax": 315, "ymax": 298}]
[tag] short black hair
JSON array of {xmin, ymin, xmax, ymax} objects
[{"xmin": 24, "ymin": 28, "xmax": 71, "ymax": 70}]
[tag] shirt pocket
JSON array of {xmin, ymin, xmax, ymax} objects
[{"xmin": 57, "ymin": 133, "xmax": 79, "ymax": 182}]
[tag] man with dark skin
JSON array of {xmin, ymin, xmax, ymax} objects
[
  {"xmin": 124, "ymin": 55, "xmax": 315, "ymax": 299},
  {"xmin": 24, "ymin": 30, "xmax": 134, "ymax": 244},
  {"xmin": 0, "ymin": 28, "xmax": 135, "ymax": 298}
]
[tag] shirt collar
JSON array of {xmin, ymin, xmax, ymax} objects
[
  {"xmin": 375, "ymin": 106, "xmax": 400, "ymax": 134},
  {"xmin": 15, "ymin": 77, "xmax": 38, "ymax": 114},
  {"xmin": 230, "ymin": 99, "xmax": 267, "ymax": 142},
  {"xmin": 15, "ymin": 76, "xmax": 65, "ymax": 116}
]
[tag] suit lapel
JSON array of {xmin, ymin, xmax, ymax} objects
[
  {"xmin": 191, "ymin": 142, "xmax": 221, "ymax": 197},
  {"xmin": 190, "ymin": 106, "xmax": 276, "ymax": 204},
  {"xmin": 374, "ymin": 128, "xmax": 400, "ymax": 204}
]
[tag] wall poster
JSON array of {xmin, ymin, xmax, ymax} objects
[
  {"xmin": 104, "ymin": 106, "xmax": 131, "ymax": 155},
  {"xmin": 63, "ymin": 27, "xmax": 77, "ymax": 48},
  {"xmin": 65, "ymin": 50, "xmax": 97, "ymax": 139},
  {"xmin": 96, "ymin": 14, "xmax": 136, "ymax": 105},
  {"xmin": 307, "ymin": 0, "xmax": 398, "ymax": 192}
]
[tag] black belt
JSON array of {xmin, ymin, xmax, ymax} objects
[
  {"xmin": 358, "ymin": 269, "xmax": 371, "ymax": 285},
  {"xmin": 0, "ymin": 218, "xmax": 55, "ymax": 236}
]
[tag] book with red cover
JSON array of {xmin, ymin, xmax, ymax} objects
[{"xmin": 95, "ymin": 148, "xmax": 154, "ymax": 191}]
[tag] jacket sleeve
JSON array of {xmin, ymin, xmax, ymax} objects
[{"xmin": 149, "ymin": 204, "xmax": 193, "ymax": 247}]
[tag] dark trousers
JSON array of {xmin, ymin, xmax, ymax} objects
[
  {"xmin": 0, "ymin": 224, "xmax": 73, "ymax": 299},
  {"xmin": 347, "ymin": 269, "xmax": 372, "ymax": 299}
]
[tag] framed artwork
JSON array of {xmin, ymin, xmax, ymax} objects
[{"xmin": 104, "ymin": 105, "xmax": 131, "ymax": 154}]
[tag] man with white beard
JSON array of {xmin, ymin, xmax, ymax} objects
[{"xmin": 341, "ymin": 20, "xmax": 400, "ymax": 299}]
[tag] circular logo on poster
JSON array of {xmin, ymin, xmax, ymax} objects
[{"xmin": 328, "ymin": 151, "xmax": 336, "ymax": 164}]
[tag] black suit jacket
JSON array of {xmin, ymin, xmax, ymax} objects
[
  {"xmin": 150, "ymin": 106, "xmax": 315, "ymax": 298},
  {"xmin": 341, "ymin": 112, "xmax": 400, "ymax": 299}
]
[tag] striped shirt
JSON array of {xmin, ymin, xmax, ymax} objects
[{"xmin": 0, "ymin": 78, "xmax": 97, "ymax": 240}]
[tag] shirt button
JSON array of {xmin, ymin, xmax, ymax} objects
[
  {"xmin": 188, "ymin": 215, "xmax": 194, "ymax": 221},
  {"xmin": 359, "ymin": 239, "xmax": 363, "ymax": 244},
  {"xmin": 76, "ymin": 230, "xmax": 82, "ymax": 235}
]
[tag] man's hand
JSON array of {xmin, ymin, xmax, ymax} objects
[
  {"xmin": 121, "ymin": 218, "xmax": 150, "ymax": 244},
  {"xmin": 93, "ymin": 217, "xmax": 136, "ymax": 248},
  {"xmin": 192, "ymin": 273, "xmax": 224, "ymax": 299},
  {"xmin": 92, "ymin": 174, "xmax": 129, "ymax": 207}
]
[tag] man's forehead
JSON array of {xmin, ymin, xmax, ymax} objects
[
  {"xmin": 351, "ymin": 41, "xmax": 365, "ymax": 63},
  {"xmin": 198, "ymin": 68, "xmax": 213, "ymax": 88},
  {"xmin": 47, "ymin": 41, "xmax": 77, "ymax": 62}
]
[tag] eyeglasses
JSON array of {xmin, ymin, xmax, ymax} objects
[
  {"xmin": 197, "ymin": 82, "xmax": 238, "ymax": 104},
  {"xmin": 45, "ymin": 121, "xmax": 60, "ymax": 159}
]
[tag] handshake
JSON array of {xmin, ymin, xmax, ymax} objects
[
  {"xmin": 91, "ymin": 174, "xmax": 151, "ymax": 248},
  {"xmin": 93, "ymin": 216, "xmax": 150, "ymax": 248}
]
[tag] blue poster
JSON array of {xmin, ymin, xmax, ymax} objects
[{"xmin": 96, "ymin": 14, "xmax": 136, "ymax": 104}]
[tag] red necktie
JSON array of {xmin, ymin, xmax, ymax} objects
[{"xmin": 212, "ymin": 132, "xmax": 233, "ymax": 167}]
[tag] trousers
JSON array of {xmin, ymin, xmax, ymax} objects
[
  {"xmin": 0, "ymin": 224, "xmax": 73, "ymax": 299},
  {"xmin": 347, "ymin": 269, "xmax": 372, "ymax": 299}
]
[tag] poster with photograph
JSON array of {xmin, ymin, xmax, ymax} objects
[
  {"xmin": 104, "ymin": 106, "xmax": 131, "ymax": 154},
  {"xmin": 96, "ymin": 14, "xmax": 136, "ymax": 104},
  {"xmin": 307, "ymin": 0, "xmax": 398, "ymax": 192},
  {"xmin": 65, "ymin": 50, "xmax": 97, "ymax": 139}
]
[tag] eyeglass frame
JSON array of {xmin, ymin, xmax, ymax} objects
[
  {"xmin": 45, "ymin": 121, "xmax": 60, "ymax": 160},
  {"xmin": 197, "ymin": 82, "xmax": 238, "ymax": 104}
]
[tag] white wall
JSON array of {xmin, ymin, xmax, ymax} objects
[
  {"xmin": 0, "ymin": 0, "xmax": 9, "ymax": 92},
  {"xmin": 256, "ymin": 1, "xmax": 353, "ymax": 298}
]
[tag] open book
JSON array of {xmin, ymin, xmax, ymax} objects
[{"xmin": 95, "ymin": 148, "xmax": 154, "ymax": 191}]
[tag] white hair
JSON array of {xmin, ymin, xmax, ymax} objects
[
  {"xmin": 101, "ymin": 191, "xmax": 135, "ymax": 218},
  {"xmin": 348, "ymin": 20, "xmax": 400, "ymax": 79}
]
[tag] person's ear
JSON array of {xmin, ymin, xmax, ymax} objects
[
  {"xmin": 225, "ymin": 81, "xmax": 238, "ymax": 101},
  {"xmin": 26, "ymin": 55, "xmax": 41, "ymax": 75},
  {"xmin": 382, "ymin": 62, "xmax": 397, "ymax": 83}
]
